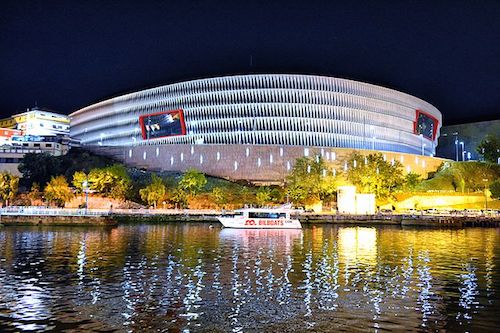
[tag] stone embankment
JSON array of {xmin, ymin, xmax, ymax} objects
[
  {"xmin": 0, "ymin": 214, "xmax": 117, "ymax": 226},
  {"xmin": 0, "ymin": 208, "xmax": 117, "ymax": 226},
  {"xmin": 1, "ymin": 208, "xmax": 499, "ymax": 228}
]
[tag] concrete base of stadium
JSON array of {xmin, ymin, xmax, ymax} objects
[{"xmin": 89, "ymin": 144, "xmax": 448, "ymax": 184}]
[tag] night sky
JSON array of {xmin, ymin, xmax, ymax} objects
[{"xmin": 1, "ymin": 0, "xmax": 499, "ymax": 125}]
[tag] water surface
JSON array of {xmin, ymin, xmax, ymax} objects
[{"xmin": 0, "ymin": 224, "xmax": 499, "ymax": 332}]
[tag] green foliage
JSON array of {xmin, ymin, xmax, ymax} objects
[
  {"xmin": 44, "ymin": 176, "xmax": 73, "ymax": 207},
  {"xmin": 72, "ymin": 171, "xmax": 88, "ymax": 193},
  {"xmin": 89, "ymin": 164, "xmax": 131, "ymax": 200},
  {"xmin": 285, "ymin": 156, "xmax": 338, "ymax": 205},
  {"xmin": 28, "ymin": 183, "xmax": 43, "ymax": 202},
  {"xmin": 171, "ymin": 188, "xmax": 188, "ymax": 209},
  {"xmin": 212, "ymin": 187, "xmax": 228, "ymax": 208},
  {"xmin": 490, "ymin": 180, "xmax": 500, "ymax": 199},
  {"xmin": 139, "ymin": 174, "xmax": 166, "ymax": 208},
  {"xmin": 477, "ymin": 134, "xmax": 500, "ymax": 163},
  {"xmin": 256, "ymin": 187, "xmax": 272, "ymax": 206},
  {"xmin": 416, "ymin": 161, "xmax": 500, "ymax": 192},
  {"xmin": 404, "ymin": 172, "xmax": 422, "ymax": 192},
  {"xmin": 18, "ymin": 149, "xmax": 116, "ymax": 189},
  {"xmin": 0, "ymin": 171, "xmax": 19, "ymax": 206},
  {"xmin": 345, "ymin": 152, "xmax": 404, "ymax": 199},
  {"xmin": 18, "ymin": 153, "xmax": 62, "ymax": 188},
  {"xmin": 178, "ymin": 168, "xmax": 207, "ymax": 196}
]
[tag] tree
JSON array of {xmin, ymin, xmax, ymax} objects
[
  {"xmin": 178, "ymin": 168, "xmax": 207, "ymax": 196},
  {"xmin": 212, "ymin": 187, "xmax": 228, "ymax": 209},
  {"xmin": 404, "ymin": 172, "xmax": 421, "ymax": 192},
  {"xmin": 171, "ymin": 188, "xmax": 188, "ymax": 209},
  {"xmin": 477, "ymin": 134, "xmax": 500, "ymax": 163},
  {"xmin": 18, "ymin": 152, "xmax": 62, "ymax": 187},
  {"xmin": 139, "ymin": 174, "xmax": 166, "ymax": 208},
  {"xmin": 28, "ymin": 182, "xmax": 43, "ymax": 203},
  {"xmin": 72, "ymin": 171, "xmax": 88, "ymax": 193},
  {"xmin": 44, "ymin": 176, "xmax": 74, "ymax": 207},
  {"xmin": 285, "ymin": 156, "xmax": 338, "ymax": 206},
  {"xmin": 0, "ymin": 172, "xmax": 19, "ymax": 207},
  {"xmin": 490, "ymin": 180, "xmax": 500, "ymax": 200},
  {"xmin": 89, "ymin": 164, "xmax": 131, "ymax": 200},
  {"xmin": 345, "ymin": 153, "xmax": 404, "ymax": 199},
  {"xmin": 256, "ymin": 187, "xmax": 272, "ymax": 206}
]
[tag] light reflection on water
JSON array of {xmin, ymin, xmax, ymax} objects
[{"xmin": 0, "ymin": 224, "xmax": 499, "ymax": 332}]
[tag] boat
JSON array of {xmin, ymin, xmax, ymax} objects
[{"xmin": 217, "ymin": 207, "xmax": 302, "ymax": 229}]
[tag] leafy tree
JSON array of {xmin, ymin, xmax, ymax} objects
[
  {"xmin": 212, "ymin": 187, "xmax": 228, "ymax": 209},
  {"xmin": 28, "ymin": 182, "xmax": 43, "ymax": 203},
  {"xmin": 477, "ymin": 134, "xmax": 500, "ymax": 163},
  {"xmin": 72, "ymin": 171, "xmax": 88, "ymax": 193},
  {"xmin": 139, "ymin": 174, "xmax": 166, "ymax": 208},
  {"xmin": 490, "ymin": 180, "xmax": 500, "ymax": 200},
  {"xmin": 171, "ymin": 188, "xmax": 188, "ymax": 209},
  {"xmin": 89, "ymin": 164, "xmax": 131, "ymax": 200},
  {"xmin": 345, "ymin": 152, "xmax": 404, "ymax": 199},
  {"xmin": 404, "ymin": 172, "xmax": 421, "ymax": 192},
  {"xmin": 178, "ymin": 168, "xmax": 207, "ymax": 196},
  {"xmin": 44, "ymin": 176, "xmax": 74, "ymax": 207},
  {"xmin": 0, "ymin": 171, "xmax": 19, "ymax": 207},
  {"xmin": 18, "ymin": 153, "xmax": 62, "ymax": 187},
  {"xmin": 285, "ymin": 156, "xmax": 338, "ymax": 205},
  {"xmin": 256, "ymin": 187, "xmax": 272, "ymax": 206}
]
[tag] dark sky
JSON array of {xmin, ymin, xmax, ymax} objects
[{"xmin": 1, "ymin": 0, "xmax": 499, "ymax": 125}]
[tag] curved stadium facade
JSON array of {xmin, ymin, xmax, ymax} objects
[{"xmin": 70, "ymin": 74, "xmax": 443, "ymax": 182}]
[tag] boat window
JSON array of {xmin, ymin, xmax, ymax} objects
[
  {"xmin": 248, "ymin": 212, "xmax": 286, "ymax": 219},
  {"xmin": 221, "ymin": 211, "xmax": 243, "ymax": 217}
]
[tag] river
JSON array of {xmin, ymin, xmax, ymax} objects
[{"xmin": 0, "ymin": 224, "xmax": 499, "ymax": 332}]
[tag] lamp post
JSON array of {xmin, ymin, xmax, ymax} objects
[
  {"xmin": 453, "ymin": 132, "xmax": 459, "ymax": 161},
  {"xmin": 459, "ymin": 141, "xmax": 464, "ymax": 161},
  {"xmin": 82, "ymin": 178, "xmax": 89, "ymax": 215}
]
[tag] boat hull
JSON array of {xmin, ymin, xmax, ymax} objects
[{"xmin": 218, "ymin": 217, "xmax": 302, "ymax": 229}]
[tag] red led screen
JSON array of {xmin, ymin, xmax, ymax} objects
[
  {"xmin": 414, "ymin": 110, "xmax": 438, "ymax": 140},
  {"xmin": 139, "ymin": 109, "xmax": 186, "ymax": 140}
]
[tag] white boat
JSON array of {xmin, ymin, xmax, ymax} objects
[{"xmin": 217, "ymin": 208, "xmax": 302, "ymax": 229}]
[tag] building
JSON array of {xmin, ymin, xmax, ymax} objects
[
  {"xmin": 70, "ymin": 74, "xmax": 445, "ymax": 182},
  {"xmin": 0, "ymin": 108, "xmax": 72, "ymax": 176},
  {"xmin": 437, "ymin": 119, "xmax": 500, "ymax": 162}
]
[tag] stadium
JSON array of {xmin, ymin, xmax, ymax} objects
[{"xmin": 69, "ymin": 74, "xmax": 444, "ymax": 183}]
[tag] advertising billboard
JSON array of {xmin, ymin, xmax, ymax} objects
[
  {"xmin": 139, "ymin": 109, "xmax": 186, "ymax": 140},
  {"xmin": 414, "ymin": 110, "xmax": 438, "ymax": 140}
]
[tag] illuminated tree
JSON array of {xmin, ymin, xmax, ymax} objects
[
  {"xmin": 212, "ymin": 187, "xmax": 228, "ymax": 209},
  {"xmin": 0, "ymin": 171, "xmax": 19, "ymax": 207},
  {"xmin": 178, "ymin": 168, "xmax": 207, "ymax": 196},
  {"xmin": 88, "ymin": 164, "xmax": 131, "ymax": 200},
  {"xmin": 285, "ymin": 156, "xmax": 338, "ymax": 206},
  {"xmin": 44, "ymin": 175, "xmax": 74, "ymax": 207},
  {"xmin": 477, "ymin": 134, "xmax": 500, "ymax": 163},
  {"xmin": 72, "ymin": 171, "xmax": 88, "ymax": 193},
  {"xmin": 139, "ymin": 174, "xmax": 166, "ymax": 208},
  {"xmin": 345, "ymin": 152, "xmax": 404, "ymax": 199},
  {"xmin": 490, "ymin": 180, "xmax": 500, "ymax": 200},
  {"xmin": 256, "ymin": 187, "xmax": 272, "ymax": 206}
]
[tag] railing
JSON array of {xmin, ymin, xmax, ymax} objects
[{"xmin": 0, "ymin": 206, "xmax": 110, "ymax": 216}]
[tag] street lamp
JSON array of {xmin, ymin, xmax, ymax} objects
[{"xmin": 82, "ymin": 178, "xmax": 89, "ymax": 215}]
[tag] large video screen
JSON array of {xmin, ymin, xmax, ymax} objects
[
  {"xmin": 139, "ymin": 109, "xmax": 186, "ymax": 140},
  {"xmin": 414, "ymin": 110, "xmax": 438, "ymax": 140}
]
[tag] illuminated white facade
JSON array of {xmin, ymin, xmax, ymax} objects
[{"xmin": 70, "ymin": 74, "xmax": 441, "ymax": 156}]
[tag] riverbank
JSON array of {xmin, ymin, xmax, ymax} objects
[{"xmin": 1, "ymin": 207, "xmax": 499, "ymax": 228}]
